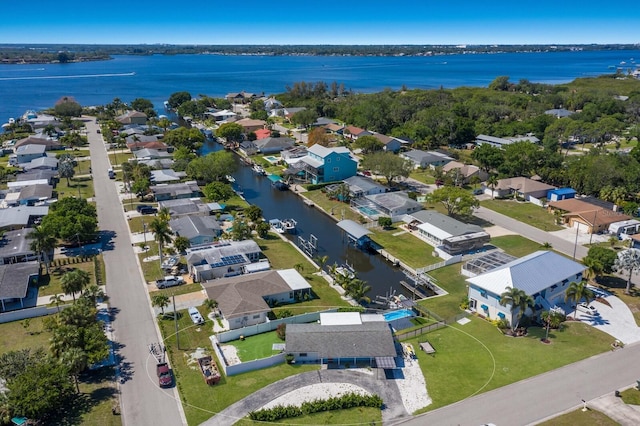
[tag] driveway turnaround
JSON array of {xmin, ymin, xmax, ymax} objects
[
  {"xmin": 580, "ymin": 289, "xmax": 640, "ymax": 345},
  {"xmin": 85, "ymin": 117, "xmax": 185, "ymax": 425},
  {"xmin": 202, "ymin": 369, "xmax": 408, "ymax": 426}
]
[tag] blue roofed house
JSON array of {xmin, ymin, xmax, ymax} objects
[
  {"xmin": 295, "ymin": 144, "xmax": 357, "ymax": 184},
  {"xmin": 547, "ymin": 188, "xmax": 577, "ymax": 202},
  {"xmin": 466, "ymin": 251, "xmax": 585, "ymax": 326}
]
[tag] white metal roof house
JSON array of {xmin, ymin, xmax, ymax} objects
[
  {"xmin": 466, "ymin": 251, "xmax": 585, "ymax": 325},
  {"xmin": 186, "ymin": 240, "xmax": 262, "ymax": 282}
]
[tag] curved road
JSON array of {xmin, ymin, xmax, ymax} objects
[{"xmin": 85, "ymin": 117, "xmax": 185, "ymax": 425}]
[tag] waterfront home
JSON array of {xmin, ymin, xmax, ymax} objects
[
  {"xmin": 13, "ymin": 136, "xmax": 62, "ymax": 151},
  {"xmin": 9, "ymin": 144, "xmax": 47, "ymax": 166},
  {"xmin": 547, "ymin": 198, "xmax": 631, "ymax": 234},
  {"xmin": 0, "ymin": 229, "xmax": 38, "ymax": 265},
  {"xmin": 492, "ymin": 177, "xmax": 556, "ymax": 202},
  {"xmin": 225, "ymin": 91, "xmax": 259, "ymax": 104},
  {"xmin": 150, "ymin": 169, "xmax": 186, "ymax": 183},
  {"xmin": 0, "ymin": 261, "xmax": 39, "ymax": 312},
  {"xmin": 442, "ymin": 161, "xmax": 488, "ymax": 185},
  {"xmin": 202, "ymin": 269, "xmax": 311, "ymax": 330},
  {"xmin": 253, "ymin": 137, "xmax": 295, "ymax": 154},
  {"xmin": 286, "ymin": 312, "xmax": 397, "ymax": 367},
  {"xmin": 169, "ymin": 215, "xmax": 222, "ymax": 247},
  {"xmin": 206, "ymin": 109, "xmax": 237, "ymax": 122},
  {"xmin": 291, "ymin": 144, "xmax": 357, "ymax": 184},
  {"xmin": 116, "ymin": 110, "xmax": 148, "ymax": 125},
  {"xmin": 151, "ymin": 181, "xmax": 201, "ymax": 201},
  {"xmin": 21, "ymin": 112, "xmax": 59, "ymax": 130},
  {"xmin": 238, "ymin": 141, "xmax": 258, "ymax": 156},
  {"xmin": 466, "ymin": 251, "xmax": 585, "ymax": 324},
  {"xmin": 341, "ymin": 175, "xmax": 386, "ymax": 198},
  {"xmin": 138, "ymin": 158, "xmax": 175, "ymax": 170},
  {"xmin": 401, "ymin": 150, "xmax": 454, "ymax": 169},
  {"xmin": 186, "ymin": 239, "xmax": 262, "ymax": 282},
  {"xmin": 236, "ymin": 118, "xmax": 266, "ymax": 134},
  {"xmin": 133, "ymin": 148, "xmax": 173, "ymax": 161},
  {"xmin": 0, "ymin": 206, "xmax": 49, "ymax": 231},
  {"xmin": 158, "ymin": 198, "xmax": 211, "ymax": 218},
  {"xmin": 360, "ymin": 192, "xmax": 422, "ymax": 221},
  {"xmin": 404, "ymin": 210, "xmax": 490, "ymax": 255},
  {"xmin": 280, "ymin": 146, "xmax": 308, "ymax": 165}
]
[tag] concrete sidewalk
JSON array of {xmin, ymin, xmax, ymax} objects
[{"xmin": 588, "ymin": 391, "xmax": 640, "ymax": 425}]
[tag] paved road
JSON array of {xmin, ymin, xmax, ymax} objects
[
  {"xmin": 85, "ymin": 117, "xmax": 185, "ymax": 425},
  {"xmin": 393, "ymin": 341, "xmax": 640, "ymax": 426},
  {"xmin": 475, "ymin": 205, "xmax": 589, "ymax": 260}
]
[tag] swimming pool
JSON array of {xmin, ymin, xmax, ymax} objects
[
  {"xmin": 264, "ymin": 155, "xmax": 280, "ymax": 164},
  {"xmin": 383, "ymin": 309, "xmax": 415, "ymax": 322},
  {"xmin": 359, "ymin": 206, "xmax": 380, "ymax": 216}
]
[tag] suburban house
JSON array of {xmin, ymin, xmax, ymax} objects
[
  {"xmin": 357, "ymin": 192, "xmax": 422, "ymax": 221},
  {"xmin": 442, "ymin": 161, "xmax": 488, "ymax": 184},
  {"xmin": 545, "ymin": 108, "xmax": 574, "ymax": 118},
  {"xmin": 150, "ymin": 169, "xmax": 187, "ymax": 183},
  {"xmin": 21, "ymin": 111, "xmax": 59, "ymax": 130},
  {"xmin": 0, "ymin": 206, "xmax": 49, "ymax": 231},
  {"xmin": 547, "ymin": 198, "xmax": 632, "ymax": 234},
  {"xmin": 9, "ymin": 144, "xmax": 47, "ymax": 166},
  {"xmin": 13, "ymin": 136, "xmax": 62, "ymax": 151},
  {"xmin": 238, "ymin": 141, "xmax": 258, "ymax": 156},
  {"xmin": 401, "ymin": 150, "xmax": 454, "ymax": 169},
  {"xmin": 253, "ymin": 137, "xmax": 295, "ymax": 154},
  {"xmin": 137, "ymin": 158, "xmax": 174, "ymax": 170},
  {"xmin": 186, "ymin": 240, "xmax": 262, "ymax": 281},
  {"xmin": 475, "ymin": 134, "xmax": 540, "ymax": 148},
  {"xmin": 207, "ymin": 109, "xmax": 237, "ymax": 122},
  {"xmin": 283, "ymin": 107, "xmax": 307, "ymax": 122},
  {"xmin": 280, "ymin": 146, "xmax": 308, "ymax": 165},
  {"xmin": 0, "ymin": 229, "xmax": 38, "ymax": 265},
  {"xmin": 133, "ymin": 148, "xmax": 173, "ymax": 161},
  {"xmin": 17, "ymin": 170, "xmax": 57, "ymax": 185},
  {"xmin": 263, "ymin": 97, "xmax": 283, "ymax": 111},
  {"xmin": 344, "ymin": 126, "xmax": 372, "ymax": 141},
  {"xmin": 169, "ymin": 215, "xmax": 222, "ymax": 246},
  {"xmin": 21, "ymin": 156, "xmax": 58, "ymax": 171},
  {"xmin": 286, "ymin": 312, "xmax": 397, "ymax": 367},
  {"xmin": 0, "ymin": 261, "xmax": 39, "ymax": 312},
  {"xmin": 370, "ymin": 133, "xmax": 402, "ymax": 153},
  {"xmin": 236, "ymin": 118, "xmax": 266, "ymax": 134},
  {"xmin": 492, "ymin": 177, "xmax": 556, "ymax": 201},
  {"xmin": 254, "ymin": 129, "xmax": 271, "ymax": 140},
  {"xmin": 291, "ymin": 144, "xmax": 357, "ymax": 184},
  {"xmin": 404, "ymin": 210, "xmax": 490, "ymax": 255},
  {"xmin": 466, "ymin": 251, "xmax": 586, "ymax": 324},
  {"xmin": 158, "ymin": 198, "xmax": 211, "ymax": 218},
  {"xmin": 151, "ymin": 181, "xmax": 202, "ymax": 201},
  {"xmin": 116, "ymin": 111, "xmax": 147, "ymax": 125},
  {"xmin": 547, "ymin": 188, "xmax": 577, "ymax": 202},
  {"xmin": 341, "ymin": 175, "xmax": 386, "ymax": 198},
  {"xmin": 2, "ymin": 184, "xmax": 53, "ymax": 207},
  {"xmin": 225, "ymin": 91, "xmax": 259, "ymax": 104},
  {"xmin": 202, "ymin": 269, "xmax": 311, "ymax": 330},
  {"xmin": 126, "ymin": 139, "xmax": 168, "ymax": 152},
  {"xmin": 324, "ymin": 123, "xmax": 345, "ymax": 135}
]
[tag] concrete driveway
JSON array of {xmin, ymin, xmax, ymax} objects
[{"xmin": 573, "ymin": 287, "xmax": 640, "ymax": 345}]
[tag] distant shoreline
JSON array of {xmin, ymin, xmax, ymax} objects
[{"xmin": 1, "ymin": 43, "xmax": 639, "ymax": 65}]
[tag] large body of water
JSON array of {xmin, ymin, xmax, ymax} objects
[{"xmin": 1, "ymin": 49, "xmax": 639, "ymax": 122}]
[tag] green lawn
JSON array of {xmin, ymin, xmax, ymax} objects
[
  {"xmin": 0, "ymin": 316, "xmax": 52, "ymax": 353},
  {"xmin": 157, "ymin": 312, "xmax": 318, "ymax": 425},
  {"xmin": 409, "ymin": 317, "xmax": 613, "ymax": 412},
  {"xmin": 538, "ymin": 408, "xmax": 617, "ymax": 425},
  {"xmin": 301, "ymin": 190, "xmax": 362, "ymax": 222},
  {"xmin": 409, "ymin": 169, "xmax": 436, "ymax": 185},
  {"xmin": 621, "ymin": 387, "xmax": 640, "ymax": 405},
  {"xmin": 369, "ymin": 226, "xmax": 440, "ymax": 269},
  {"xmin": 227, "ymin": 331, "xmax": 284, "ymax": 362},
  {"xmin": 481, "ymin": 199, "xmax": 563, "ymax": 232},
  {"xmin": 56, "ymin": 175, "xmax": 95, "ymax": 200},
  {"xmin": 418, "ymin": 264, "xmax": 468, "ymax": 321},
  {"xmin": 37, "ymin": 259, "xmax": 99, "ymax": 297},
  {"xmin": 491, "ymin": 234, "xmax": 545, "ymax": 257}
]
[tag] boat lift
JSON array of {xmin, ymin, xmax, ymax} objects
[{"xmin": 297, "ymin": 234, "xmax": 318, "ymax": 256}]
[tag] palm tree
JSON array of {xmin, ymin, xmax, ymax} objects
[
  {"xmin": 499, "ymin": 287, "xmax": 534, "ymax": 332},
  {"xmin": 60, "ymin": 269, "xmax": 91, "ymax": 302},
  {"xmin": 49, "ymin": 294, "xmax": 65, "ymax": 313},
  {"xmin": 152, "ymin": 294, "xmax": 171, "ymax": 317},
  {"xmin": 565, "ymin": 281, "xmax": 595, "ymax": 319},
  {"xmin": 149, "ymin": 217, "xmax": 173, "ymax": 267},
  {"xmin": 61, "ymin": 347, "xmax": 87, "ymax": 393},
  {"xmin": 582, "ymin": 257, "xmax": 603, "ymax": 284},
  {"xmin": 82, "ymin": 285, "xmax": 107, "ymax": 306},
  {"xmin": 157, "ymin": 207, "xmax": 171, "ymax": 223},
  {"xmin": 313, "ymin": 255, "xmax": 329, "ymax": 272},
  {"xmin": 540, "ymin": 242, "xmax": 553, "ymax": 250},
  {"xmin": 486, "ymin": 175, "xmax": 498, "ymax": 199},
  {"xmin": 28, "ymin": 225, "xmax": 57, "ymax": 275},
  {"xmin": 614, "ymin": 248, "xmax": 640, "ymax": 295},
  {"xmin": 345, "ymin": 279, "xmax": 371, "ymax": 304}
]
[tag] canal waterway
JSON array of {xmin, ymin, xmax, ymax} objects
[{"xmin": 201, "ymin": 140, "xmax": 411, "ymax": 300}]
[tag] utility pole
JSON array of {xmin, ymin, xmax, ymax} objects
[{"xmin": 173, "ymin": 293, "xmax": 179, "ymax": 350}]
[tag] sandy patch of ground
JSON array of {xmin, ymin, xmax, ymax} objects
[
  {"xmin": 484, "ymin": 225, "xmax": 517, "ymax": 237},
  {"xmin": 219, "ymin": 344, "xmax": 241, "ymax": 366},
  {"xmin": 397, "ymin": 359, "xmax": 431, "ymax": 414},
  {"xmin": 262, "ymin": 383, "xmax": 371, "ymax": 409},
  {"xmin": 186, "ymin": 347, "xmax": 209, "ymax": 370}
]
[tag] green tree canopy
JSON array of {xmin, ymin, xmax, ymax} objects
[
  {"xmin": 583, "ymin": 246, "xmax": 617, "ymax": 274},
  {"xmin": 41, "ymin": 197, "xmax": 98, "ymax": 244},
  {"xmin": 428, "ymin": 186, "xmax": 479, "ymax": 218},
  {"xmin": 216, "ymin": 122, "xmax": 244, "ymax": 143},
  {"xmin": 291, "ymin": 109, "xmax": 318, "ymax": 129},
  {"xmin": 186, "ymin": 151, "xmax": 237, "ymax": 184},
  {"xmin": 167, "ymin": 91, "xmax": 191, "ymax": 109},
  {"xmin": 54, "ymin": 97, "xmax": 82, "ymax": 117},
  {"xmin": 360, "ymin": 152, "xmax": 412, "ymax": 185},
  {"xmin": 355, "ymin": 135, "xmax": 384, "ymax": 154},
  {"xmin": 203, "ymin": 181, "xmax": 235, "ymax": 202},
  {"xmin": 163, "ymin": 127, "xmax": 205, "ymax": 152}
]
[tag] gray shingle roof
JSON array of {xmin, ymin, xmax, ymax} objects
[
  {"xmin": 407, "ymin": 210, "xmax": 483, "ymax": 236},
  {"xmin": 0, "ymin": 261, "xmax": 39, "ymax": 300},
  {"xmin": 169, "ymin": 215, "xmax": 221, "ymax": 240},
  {"xmin": 286, "ymin": 321, "xmax": 397, "ymax": 359}
]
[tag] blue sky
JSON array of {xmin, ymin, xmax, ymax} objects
[{"xmin": 2, "ymin": 1, "xmax": 638, "ymax": 45}]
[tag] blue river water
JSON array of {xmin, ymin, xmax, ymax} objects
[{"xmin": 1, "ymin": 49, "xmax": 639, "ymax": 122}]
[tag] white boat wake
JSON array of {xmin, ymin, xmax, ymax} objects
[{"xmin": 0, "ymin": 71, "xmax": 135, "ymax": 81}]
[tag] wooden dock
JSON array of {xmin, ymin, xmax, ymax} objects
[{"xmin": 400, "ymin": 280, "xmax": 430, "ymax": 299}]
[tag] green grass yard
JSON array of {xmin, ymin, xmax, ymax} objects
[
  {"xmin": 481, "ymin": 199, "xmax": 563, "ymax": 232},
  {"xmin": 227, "ymin": 331, "xmax": 284, "ymax": 362},
  {"xmin": 491, "ymin": 234, "xmax": 545, "ymax": 257},
  {"xmin": 538, "ymin": 408, "xmax": 617, "ymax": 425},
  {"xmin": 301, "ymin": 190, "xmax": 362, "ymax": 222},
  {"xmin": 369, "ymin": 226, "xmax": 440, "ymax": 269}
]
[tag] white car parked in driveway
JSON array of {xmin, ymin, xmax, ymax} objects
[
  {"xmin": 188, "ymin": 307, "xmax": 205, "ymax": 325},
  {"xmin": 155, "ymin": 276, "xmax": 184, "ymax": 289},
  {"xmin": 576, "ymin": 302, "xmax": 598, "ymax": 315}
]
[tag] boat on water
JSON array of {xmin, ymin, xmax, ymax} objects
[
  {"xmin": 335, "ymin": 263, "xmax": 356, "ymax": 279},
  {"xmin": 252, "ymin": 164, "xmax": 266, "ymax": 175},
  {"xmin": 269, "ymin": 218, "xmax": 297, "ymax": 234},
  {"xmin": 225, "ymin": 175, "xmax": 236, "ymax": 182}
]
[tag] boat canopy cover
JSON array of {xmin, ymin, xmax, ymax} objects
[{"xmin": 337, "ymin": 219, "xmax": 372, "ymax": 240}]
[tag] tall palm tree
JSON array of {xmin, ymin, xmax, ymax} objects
[
  {"xmin": 565, "ymin": 281, "xmax": 595, "ymax": 319},
  {"xmin": 28, "ymin": 225, "xmax": 57, "ymax": 275},
  {"xmin": 151, "ymin": 294, "xmax": 171, "ymax": 317},
  {"xmin": 157, "ymin": 207, "xmax": 171, "ymax": 224},
  {"xmin": 149, "ymin": 217, "xmax": 173, "ymax": 267},
  {"xmin": 614, "ymin": 248, "xmax": 640, "ymax": 295},
  {"xmin": 60, "ymin": 269, "xmax": 91, "ymax": 302},
  {"xmin": 345, "ymin": 279, "xmax": 371, "ymax": 304},
  {"xmin": 82, "ymin": 285, "xmax": 107, "ymax": 306},
  {"xmin": 486, "ymin": 175, "xmax": 498, "ymax": 199},
  {"xmin": 49, "ymin": 294, "xmax": 65, "ymax": 313},
  {"xmin": 499, "ymin": 287, "xmax": 534, "ymax": 331},
  {"xmin": 61, "ymin": 347, "xmax": 87, "ymax": 393},
  {"xmin": 314, "ymin": 255, "xmax": 329, "ymax": 272},
  {"xmin": 582, "ymin": 257, "xmax": 603, "ymax": 284}
]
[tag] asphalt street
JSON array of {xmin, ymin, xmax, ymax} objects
[
  {"xmin": 85, "ymin": 118, "xmax": 185, "ymax": 425},
  {"xmin": 394, "ymin": 341, "xmax": 640, "ymax": 426}
]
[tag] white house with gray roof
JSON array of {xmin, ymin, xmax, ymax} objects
[
  {"xmin": 186, "ymin": 240, "xmax": 262, "ymax": 281},
  {"xmin": 158, "ymin": 198, "xmax": 210, "ymax": 218},
  {"xmin": 342, "ymin": 175, "xmax": 386, "ymax": 198},
  {"xmin": 401, "ymin": 150, "xmax": 454, "ymax": 169},
  {"xmin": 169, "ymin": 215, "xmax": 221, "ymax": 247},
  {"xmin": 362, "ymin": 192, "xmax": 422, "ymax": 221},
  {"xmin": 286, "ymin": 312, "xmax": 397, "ymax": 367},
  {"xmin": 466, "ymin": 251, "xmax": 585, "ymax": 325}
]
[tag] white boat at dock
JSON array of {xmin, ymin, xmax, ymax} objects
[
  {"xmin": 252, "ymin": 164, "xmax": 266, "ymax": 175},
  {"xmin": 225, "ymin": 175, "xmax": 236, "ymax": 182},
  {"xmin": 269, "ymin": 218, "xmax": 297, "ymax": 234}
]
